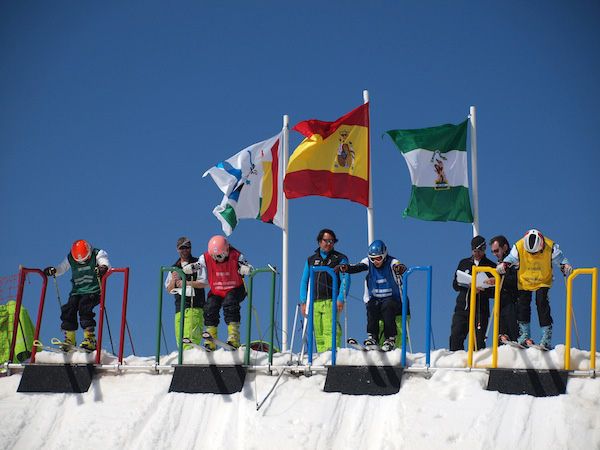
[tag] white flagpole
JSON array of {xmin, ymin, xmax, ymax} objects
[
  {"xmin": 281, "ymin": 114, "xmax": 290, "ymax": 352},
  {"xmin": 469, "ymin": 105, "xmax": 480, "ymax": 237},
  {"xmin": 364, "ymin": 90, "xmax": 374, "ymax": 244}
]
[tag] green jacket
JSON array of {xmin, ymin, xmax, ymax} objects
[{"xmin": 0, "ymin": 300, "xmax": 35, "ymax": 364}]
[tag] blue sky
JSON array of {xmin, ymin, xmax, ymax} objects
[{"xmin": 1, "ymin": 2, "xmax": 599, "ymax": 356}]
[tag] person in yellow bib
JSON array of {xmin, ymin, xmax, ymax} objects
[{"xmin": 497, "ymin": 229, "xmax": 573, "ymax": 348}]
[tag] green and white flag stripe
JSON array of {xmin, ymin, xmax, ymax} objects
[{"xmin": 386, "ymin": 120, "xmax": 474, "ymax": 223}]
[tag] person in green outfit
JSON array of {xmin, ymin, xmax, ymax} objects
[
  {"xmin": 165, "ymin": 237, "xmax": 206, "ymax": 349},
  {"xmin": 299, "ymin": 229, "xmax": 350, "ymax": 352}
]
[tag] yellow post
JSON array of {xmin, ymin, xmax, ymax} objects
[
  {"xmin": 564, "ymin": 268, "xmax": 598, "ymax": 371},
  {"xmin": 467, "ymin": 266, "xmax": 501, "ymax": 368}
]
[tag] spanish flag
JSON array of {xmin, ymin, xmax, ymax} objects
[{"xmin": 284, "ymin": 103, "xmax": 369, "ymax": 207}]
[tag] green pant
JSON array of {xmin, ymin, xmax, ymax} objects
[
  {"xmin": 313, "ymin": 299, "xmax": 342, "ymax": 352},
  {"xmin": 378, "ymin": 315, "xmax": 410, "ymax": 347},
  {"xmin": 174, "ymin": 307, "xmax": 204, "ymax": 349}
]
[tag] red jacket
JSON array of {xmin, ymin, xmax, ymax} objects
[{"xmin": 204, "ymin": 247, "xmax": 244, "ymax": 297}]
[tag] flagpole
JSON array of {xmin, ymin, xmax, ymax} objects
[
  {"xmin": 281, "ymin": 114, "xmax": 290, "ymax": 352},
  {"xmin": 364, "ymin": 89, "xmax": 374, "ymax": 244},
  {"xmin": 469, "ymin": 105, "xmax": 480, "ymax": 237}
]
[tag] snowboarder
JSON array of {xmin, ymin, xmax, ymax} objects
[
  {"xmin": 43, "ymin": 239, "xmax": 111, "ymax": 351},
  {"xmin": 164, "ymin": 237, "xmax": 206, "ymax": 349},
  {"xmin": 299, "ymin": 229, "xmax": 350, "ymax": 352},
  {"xmin": 182, "ymin": 235, "xmax": 252, "ymax": 350},
  {"xmin": 449, "ymin": 235, "xmax": 496, "ymax": 352},
  {"xmin": 497, "ymin": 229, "xmax": 573, "ymax": 349},
  {"xmin": 338, "ymin": 240, "xmax": 407, "ymax": 352}
]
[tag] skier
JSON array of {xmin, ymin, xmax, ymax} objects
[
  {"xmin": 449, "ymin": 235, "xmax": 495, "ymax": 352},
  {"xmin": 182, "ymin": 235, "xmax": 252, "ymax": 350},
  {"xmin": 299, "ymin": 229, "xmax": 350, "ymax": 352},
  {"xmin": 164, "ymin": 237, "xmax": 206, "ymax": 349},
  {"xmin": 489, "ymin": 235, "xmax": 519, "ymax": 344},
  {"xmin": 497, "ymin": 229, "xmax": 573, "ymax": 348},
  {"xmin": 43, "ymin": 239, "xmax": 111, "ymax": 351},
  {"xmin": 338, "ymin": 240, "xmax": 407, "ymax": 352}
]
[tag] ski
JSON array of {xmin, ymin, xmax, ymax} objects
[
  {"xmin": 182, "ymin": 338, "xmax": 210, "ymax": 352},
  {"xmin": 201, "ymin": 332, "xmax": 237, "ymax": 351},
  {"xmin": 33, "ymin": 339, "xmax": 67, "ymax": 354},
  {"xmin": 527, "ymin": 343, "xmax": 550, "ymax": 352},
  {"xmin": 347, "ymin": 338, "xmax": 380, "ymax": 352},
  {"xmin": 500, "ymin": 338, "xmax": 526, "ymax": 349},
  {"xmin": 50, "ymin": 337, "xmax": 94, "ymax": 353}
]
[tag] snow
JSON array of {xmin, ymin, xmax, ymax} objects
[{"xmin": 1, "ymin": 347, "xmax": 600, "ymax": 450}]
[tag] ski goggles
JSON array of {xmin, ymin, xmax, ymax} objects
[{"xmin": 368, "ymin": 255, "xmax": 384, "ymax": 263}]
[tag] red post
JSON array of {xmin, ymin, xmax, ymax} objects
[
  {"xmin": 11, "ymin": 267, "xmax": 47, "ymax": 364},
  {"xmin": 96, "ymin": 268, "xmax": 130, "ymax": 364}
]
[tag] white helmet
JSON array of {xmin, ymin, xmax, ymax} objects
[{"xmin": 524, "ymin": 229, "xmax": 544, "ymax": 253}]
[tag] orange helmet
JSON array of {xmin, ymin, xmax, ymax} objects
[
  {"xmin": 71, "ymin": 240, "xmax": 92, "ymax": 263},
  {"xmin": 207, "ymin": 235, "xmax": 229, "ymax": 262}
]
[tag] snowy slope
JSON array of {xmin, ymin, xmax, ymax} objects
[{"xmin": 1, "ymin": 347, "xmax": 600, "ymax": 450}]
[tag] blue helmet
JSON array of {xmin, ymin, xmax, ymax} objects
[{"xmin": 368, "ymin": 240, "xmax": 387, "ymax": 262}]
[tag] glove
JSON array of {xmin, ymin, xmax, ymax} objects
[
  {"xmin": 496, "ymin": 262, "xmax": 508, "ymax": 275},
  {"xmin": 335, "ymin": 264, "xmax": 349, "ymax": 273},
  {"xmin": 561, "ymin": 264, "xmax": 573, "ymax": 277},
  {"xmin": 238, "ymin": 264, "xmax": 253, "ymax": 276},
  {"xmin": 182, "ymin": 262, "xmax": 199, "ymax": 275},
  {"xmin": 393, "ymin": 263, "xmax": 407, "ymax": 276},
  {"xmin": 44, "ymin": 266, "xmax": 56, "ymax": 277},
  {"xmin": 95, "ymin": 265, "xmax": 108, "ymax": 277},
  {"xmin": 175, "ymin": 279, "xmax": 183, "ymax": 288}
]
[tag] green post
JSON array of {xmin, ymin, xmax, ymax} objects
[
  {"xmin": 243, "ymin": 266, "xmax": 278, "ymax": 366},
  {"xmin": 156, "ymin": 266, "xmax": 187, "ymax": 366}
]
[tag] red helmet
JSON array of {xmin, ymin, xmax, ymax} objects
[
  {"xmin": 524, "ymin": 229, "xmax": 544, "ymax": 254},
  {"xmin": 71, "ymin": 240, "xmax": 92, "ymax": 263},
  {"xmin": 207, "ymin": 235, "xmax": 229, "ymax": 262}
]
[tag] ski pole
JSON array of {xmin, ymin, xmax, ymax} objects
[
  {"xmin": 288, "ymin": 303, "xmax": 300, "ymax": 364},
  {"xmin": 406, "ymin": 319, "xmax": 413, "ymax": 354},
  {"xmin": 343, "ymin": 289, "xmax": 348, "ymax": 348},
  {"xmin": 51, "ymin": 275, "xmax": 63, "ymax": 308}
]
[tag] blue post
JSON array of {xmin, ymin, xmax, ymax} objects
[
  {"xmin": 308, "ymin": 266, "xmax": 339, "ymax": 365},
  {"xmin": 401, "ymin": 266, "xmax": 433, "ymax": 367}
]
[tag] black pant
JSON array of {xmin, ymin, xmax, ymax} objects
[
  {"xmin": 60, "ymin": 293, "xmax": 100, "ymax": 331},
  {"xmin": 366, "ymin": 297, "xmax": 400, "ymax": 340},
  {"xmin": 498, "ymin": 295, "xmax": 518, "ymax": 341},
  {"xmin": 449, "ymin": 297, "xmax": 489, "ymax": 351},
  {"xmin": 517, "ymin": 288, "xmax": 552, "ymax": 326},
  {"xmin": 204, "ymin": 286, "xmax": 246, "ymax": 327}
]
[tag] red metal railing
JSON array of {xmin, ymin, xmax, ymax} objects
[
  {"xmin": 11, "ymin": 267, "xmax": 48, "ymax": 364},
  {"xmin": 96, "ymin": 268, "xmax": 130, "ymax": 364}
]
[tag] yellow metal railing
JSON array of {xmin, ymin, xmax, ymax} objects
[
  {"xmin": 467, "ymin": 266, "xmax": 501, "ymax": 368},
  {"xmin": 564, "ymin": 268, "xmax": 598, "ymax": 371}
]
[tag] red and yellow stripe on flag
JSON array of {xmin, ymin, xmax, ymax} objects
[{"xmin": 284, "ymin": 103, "xmax": 369, "ymax": 206}]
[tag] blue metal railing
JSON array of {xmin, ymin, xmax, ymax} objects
[{"xmin": 401, "ymin": 266, "xmax": 433, "ymax": 367}]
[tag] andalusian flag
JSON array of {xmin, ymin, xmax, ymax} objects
[
  {"xmin": 386, "ymin": 120, "xmax": 474, "ymax": 223},
  {"xmin": 203, "ymin": 132, "xmax": 284, "ymax": 235},
  {"xmin": 284, "ymin": 103, "xmax": 369, "ymax": 206}
]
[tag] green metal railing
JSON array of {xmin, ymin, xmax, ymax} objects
[
  {"xmin": 244, "ymin": 266, "xmax": 277, "ymax": 366},
  {"xmin": 156, "ymin": 266, "xmax": 188, "ymax": 365}
]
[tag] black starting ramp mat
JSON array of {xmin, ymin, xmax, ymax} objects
[
  {"xmin": 17, "ymin": 364, "xmax": 95, "ymax": 393},
  {"xmin": 169, "ymin": 365, "xmax": 247, "ymax": 394},
  {"xmin": 324, "ymin": 365, "xmax": 404, "ymax": 395},
  {"xmin": 487, "ymin": 368, "xmax": 569, "ymax": 397}
]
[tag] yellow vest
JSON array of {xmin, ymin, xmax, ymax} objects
[{"xmin": 516, "ymin": 237, "xmax": 554, "ymax": 291}]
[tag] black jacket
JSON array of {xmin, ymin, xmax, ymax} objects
[
  {"xmin": 452, "ymin": 255, "xmax": 496, "ymax": 310},
  {"xmin": 307, "ymin": 249, "xmax": 348, "ymax": 300}
]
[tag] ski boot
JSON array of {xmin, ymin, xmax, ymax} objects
[
  {"xmin": 204, "ymin": 326, "xmax": 218, "ymax": 351},
  {"xmin": 539, "ymin": 325, "xmax": 553, "ymax": 349},
  {"xmin": 517, "ymin": 321, "xmax": 532, "ymax": 346},
  {"xmin": 80, "ymin": 328, "xmax": 97, "ymax": 351},
  {"xmin": 498, "ymin": 334, "xmax": 510, "ymax": 345},
  {"xmin": 381, "ymin": 337, "xmax": 396, "ymax": 352},
  {"xmin": 363, "ymin": 335, "xmax": 377, "ymax": 347},
  {"xmin": 61, "ymin": 330, "xmax": 76, "ymax": 351},
  {"xmin": 227, "ymin": 322, "xmax": 241, "ymax": 349}
]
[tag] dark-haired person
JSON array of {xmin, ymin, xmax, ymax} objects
[
  {"xmin": 43, "ymin": 239, "xmax": 111, "ymax": 351},
  {"xmin": 299, "ymin": 229, "xmax": 350, "ymax": 352},
  {"xmin": 164, "ymin": 237, "xmax": 206, "ymax": 349},
  {"xmin": 499, "ymin": 229, "xmax": 572, "ymax": 349},
  {"xmin": 489, "ymin": 235, "xmax": 519, "ymax": 344},
  {"xmin": 449, "ymin": 235, "xmax": 495, "ymax": 351}
]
